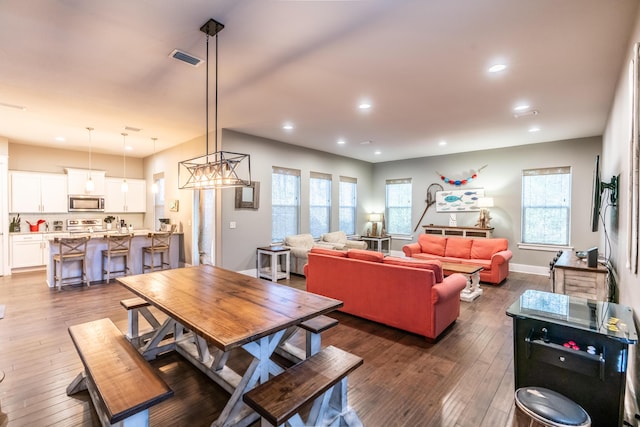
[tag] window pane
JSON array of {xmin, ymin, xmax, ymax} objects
[
  {"xmin": 272, "ymin": 169, "xmax": 300, "ymax": 242},
  {"xmin": 386, "ymin": 180, "xmax": 412, "ymax": 235},
  {"xmin": 339, "ymin": 178, "xmax": 357, "ymax": 235},
  {"xmin": 310, "ymin": 175, "xmax": 331, "ymax": 238},
  {"xmin": 521, "ymin": 168, "xmax": 571, "ymax": 245}
]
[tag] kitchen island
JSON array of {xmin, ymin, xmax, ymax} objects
[{"xmin": 45, "ymin": 231, "xmax": 182, "ymax": 288}]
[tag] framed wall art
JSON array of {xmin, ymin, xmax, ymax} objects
[
  {"xmin": 435, "ymin": 188, "xmax": 484, "ymax": 212},
  {"xmin": 235, "ymin": 181, "xmax": 260, "ymax": 210}
]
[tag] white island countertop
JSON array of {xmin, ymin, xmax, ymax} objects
[{"xmin": 45, "ymin": 231, "xmax": 181, "ymax": 288}]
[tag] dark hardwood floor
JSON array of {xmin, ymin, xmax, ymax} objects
[{"xmin": 0, "ymin": 269, "xmax": 550, "ymax": 426}]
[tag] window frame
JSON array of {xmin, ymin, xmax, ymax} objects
[
  {"xmin": 339, "ymin": 176, "xmax": 357, "ymax": 236},
  {"xmin": 385, "ymin": 178, "xmax": 412, "ymax": 236},
  {"xmin": 309, "ymin": 172, "xmax": 332, "ymax": 238},
  {"xmin": 271, "ymin": 166, "xmax": 301, "ymax": 243}
]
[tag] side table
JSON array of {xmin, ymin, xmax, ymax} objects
[
  {"xmin": 360, "ymin": 235, "xmax": 391, "ymax": 253},
  {"xmin": 256, "ymin": 246, "xmax": 290, "ymax": 282}
]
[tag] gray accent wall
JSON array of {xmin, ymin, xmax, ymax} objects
[
  {"xmin": 372, "ymin": 136, "xmax": 602, "ymax": 269},
  {"xmin": 220, "ymin": 130, "xmax": 373, "ymax": 272}
]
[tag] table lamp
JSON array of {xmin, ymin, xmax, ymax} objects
[
  {"xmin": 476, "ymin": 197, "xmax": 494, "ymax": 228},
  {"xmin": 369, "ymin": 213, "xmax": 382, "ymax": 236}
]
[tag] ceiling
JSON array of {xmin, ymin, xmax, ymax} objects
[{"xmin": 0, "ymin": 0, "xmax": 638, "ymax": 162}]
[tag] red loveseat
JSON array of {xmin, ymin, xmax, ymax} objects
[
  {"xmin": 402, "ymin": 234, "xmax": 512, "ymax": 285},
  {"xmin": 304, "ymin": 248, "xmax": 467, "ymax": 340}
]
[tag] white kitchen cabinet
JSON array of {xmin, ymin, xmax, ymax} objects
[
  {"xmin": 104, "ymin": 177, "xmax": 147, "ymax": 213},
  {"xmin": 9, "ymin": 171, "xmax": 68, "ymax": 213},
  {"xmin": 11, "ymin": 234, "xmax": 44, "ymax": 268},
  {"xmin": 10, "ymin": 232, "xmax": 68, "ymax": 269},
  {"xmin": 65, "ymin": 168, "xmax": 106, "ymax": 195}
]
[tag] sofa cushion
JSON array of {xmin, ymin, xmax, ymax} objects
[
  {"xmin": 471, "ymin": 238, "xmax": 508, "ymax": 259},
  {"xmin": 418, "ymin": 234, "xmax": 447, "ymax": 256},
  {"xmin": 383, "ymin": 257, "xmax": 444, "ymax": 282},
  {"xmin": 347, "ymin": 249, "xmax": 384, "ymax": 263},
  {"xmin": 310, "ymin": 247, "xmax": 348, "ymax": 257},
  {"xmin": 444, "ymin": 237, "xmax": 472, "ymax": 259},
  {"xmin": 284, "ymin": 233, "xmax": 315, "ymax": 249}
]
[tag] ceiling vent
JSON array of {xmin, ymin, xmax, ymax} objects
[{"xmin": 169, "ymin": 49, "xmax": 204, "ymax": 67}]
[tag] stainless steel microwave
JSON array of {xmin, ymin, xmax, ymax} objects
[{"xmin": 68, "ymin": 195, "xmax": 105, "ymax": 212}]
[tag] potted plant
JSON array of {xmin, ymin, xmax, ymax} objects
[
  {"xmin": 104, "ymin": 215, "xmax": 116, "ymax": 230},
  {"xmin": 9, "ymin": 214, "xmax": 20, "ymax": 232}
]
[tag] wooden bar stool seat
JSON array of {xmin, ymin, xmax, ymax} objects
[
  {"xmin": 53, "ymin": 236, "xmax": 90, "ymax": 290},
  {"xmin": 142, "ymin": 232, "xmax": 172, "ymax": 273},
  {"xmin": 102, "ymin": 233, "xmax": 133, "ymax": 283}
]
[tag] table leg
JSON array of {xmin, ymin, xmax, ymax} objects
[{"xmin": 460, "ymin": 272, "xmax": 483, "ymax": 302}]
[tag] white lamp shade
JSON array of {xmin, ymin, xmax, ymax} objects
[
  {"xmin": 369, "ymin": 213, "xmax": 382, "ymax": 222},
  {"xmin": 477, "ymin": 197, "xmax": 494, "ymax": 208}
]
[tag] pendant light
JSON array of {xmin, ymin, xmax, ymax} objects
[
  {"xmin": 178, "ymin": 18, "xmax": 251, "ymax": 190},
  {"xmin": 121, "ymin": 132, "xmax": 128, "ymax": 193},
  {"xmin": 85, "ymin": 127, "xmax": 95, "ymax": 193},
  {"xmin": 151, "ymin": 137, "xmax": 158, "ymax": 194}
]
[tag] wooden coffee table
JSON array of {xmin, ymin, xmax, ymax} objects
[{"xmin": 441, "ymin": 262, "xmax": 484, "ymax": 302}]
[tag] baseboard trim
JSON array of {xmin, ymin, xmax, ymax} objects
[{"xmin": 510, "ymin": 263, "xmax": 549, "ymax": 276}]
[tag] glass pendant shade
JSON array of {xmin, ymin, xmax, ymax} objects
[
  {"xmin": 121, "ymin": 132, "xmax": 128, "ymax": 193},
  {"xmin": 85, "ymin": 126, "xmax": 94, "ymax": 193}
]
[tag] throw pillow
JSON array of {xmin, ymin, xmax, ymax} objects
[
  {"xmin": 347, "ymin": 249, "xmax": 384, "ymax": 263},
  {"xmin": 310, "ymin": 247, "xmax": 348, "ymax": 257},
  {"xmin": 444, "ymin": 237, "xmax": 473, "ymax": 259},
  {"xmin": 471, "ymin": 238, "xmax": 508, "ymax": 259},
  {"xmin": 418, "ymin": 234, "xmax": 447, "ymax": 256},
  {"xmin": 383, "ymin": 257, "xmax": 444, "ymax": 282}
]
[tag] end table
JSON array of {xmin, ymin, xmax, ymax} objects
[{"xmin": 256, "ymin": 246, "xmax": 291, "ymax": 282}]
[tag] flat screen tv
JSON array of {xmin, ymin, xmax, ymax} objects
[{"xmin": 591, "ymin": 155, "xmax": 601, "ymax": 232}]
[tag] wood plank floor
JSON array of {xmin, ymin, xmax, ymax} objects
[{"xmin": 0, "ymin": 269, "xmax": 550, "ymax": 426}]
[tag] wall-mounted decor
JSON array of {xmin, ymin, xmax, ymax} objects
[
  {"xmin": 169, "ymin": 200, "xmax": 179, "ymax": 212},
  {"xmin": 235, "ymin": 181, "xmax": 260, "ymax": 210},
  {"xmin": 436, "ymin": 188, "xmax": 484, "ymax": 212},
  {"xmin": 435, "ymin": 165, "xmax": 487, "ymax": 186}
]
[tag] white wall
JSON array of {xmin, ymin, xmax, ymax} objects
[{"xmin": 603, "ymin": 7, "xmax": 640, "ymax": 311}]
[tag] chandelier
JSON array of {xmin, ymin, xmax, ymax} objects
[{"xmin": 178, "ymin": 18, "xmax": 251, "ymax": 190}]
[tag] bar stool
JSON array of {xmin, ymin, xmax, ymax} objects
[
  {"xmin": 102, "ymin": 233, "xmax": 133, "ymax": 283},
  {"xmin": 514, "ymin": 387, "xmax": 590, "ymax": 427},
  {"xmin": 53, "ymin": 236, "xmax": 90, "ymax": 290},
  {"xmin": 142, "ymin": 232, "xmax": 172, "ymax": 272}
]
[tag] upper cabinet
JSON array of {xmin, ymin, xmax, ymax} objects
[
  {"xmin": 104, "ymin": 177, "xmax": 146, "ymax": 213},
  {"xmin": 65, "ymin": 168, "xmax": 106, "ymax": 195},
  {"xmin": 10, "ymin": 171, "xmax": 68, "ymax": 213}
]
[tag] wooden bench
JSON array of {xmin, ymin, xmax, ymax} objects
[
  {"xmin": 276, "ymin": 315, "xmax": 338, "ymax": 363},
  {"xmin": 243, "ymin": 345, "xmax": 363, "ymax": 427},
  {"xmin": 66, "ymin": 318, "xmax": 173, "ymax": 427},
  {"xmin": 120, "ymin": 297, "xmax": 162, "ymax": 349}
]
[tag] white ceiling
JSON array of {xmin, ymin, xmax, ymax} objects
[{"xmin": 0, "ymin": 0, "xmax": 638, "ymax": 162}]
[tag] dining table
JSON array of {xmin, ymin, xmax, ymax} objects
[{"xmin": 117, "ymin": 264, "xmax": 343, "ymax": 427}]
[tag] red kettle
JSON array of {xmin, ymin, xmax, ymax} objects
[{"xmin": 27, "ymin": 219, "xmax": 46, "ymax": 232}]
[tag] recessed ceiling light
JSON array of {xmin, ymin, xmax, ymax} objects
[
  {"xmin": 528, "ymin": 127, "xmax": 541, "ymax": 132},
  {"xmin": 282, "ymin": 123, "xmax": 294, "ymax": 131},
  {"xmin": 125, "ymin": 146, "xmax": 133, "ymax": 151},
  {"xmin": 374, "ymin": 150, "xmax": 381, "ymax": 155},
  {"xmin": 513, "ymin": 104, "xmax": 530, "ymax": 112},
  {"xmin": 439, "ymin": 140, "xmax": 447, "ymax": 146},
  {"xmin": 514, "ymin": 109, "xmax": 539, "ymax": 118},
  {"xmin": 54, "ymin": 136, "xmax": 65, "ymax": 142},
  {"xmin": 337, "ymin": 139, "xmax": 346, "ymax": 145},
  {"xmin": 488, "ymin": 64, "xmax": 507, "ymax": 73},
  {"xmin": 358, "ymin": 102, "xmax": 372, "ymax": 110}
]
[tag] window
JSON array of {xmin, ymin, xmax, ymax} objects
[
  {"xmin": 521, "ymin": 167, "xmax": 571, "ymax": 245},
  {"xmin": 385, "ymin": 178, "xmax": 412, "ymax": 235},
  {"xmin": 339, "ymin": 176, "xmax": 357, "ymax": 235},
  {"xmin": 272, "ymin": 167, "xmax": 300, "ymax": 242},
  {"xmin": 309, "ymin": 172, "xmax": 332, "ymax": 238}
]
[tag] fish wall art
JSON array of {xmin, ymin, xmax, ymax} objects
[{"xmin": 435, "ymin": 188, "xmax": 485, "ymax": 212}]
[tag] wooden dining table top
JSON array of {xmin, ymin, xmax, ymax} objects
[{"xmin": 117, "ymin": 265, "xmax": 343, "ymax": 352}]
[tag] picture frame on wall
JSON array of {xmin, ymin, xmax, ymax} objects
[
  {"xmin": 235, "ymin": 181, "xmax": 260, "ymax": 210},
  {"xmin": 435, "ymin": 188, "xmax": 484, "ymax": 212}
]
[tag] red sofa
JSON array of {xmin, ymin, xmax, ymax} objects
[
  {"xmin": 402, "ymin": 234, "xmax": 512, "ymax": 285},
  {"xmin": 304, "ymin": 248, "xmax": 467, "ymax": 340}
]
